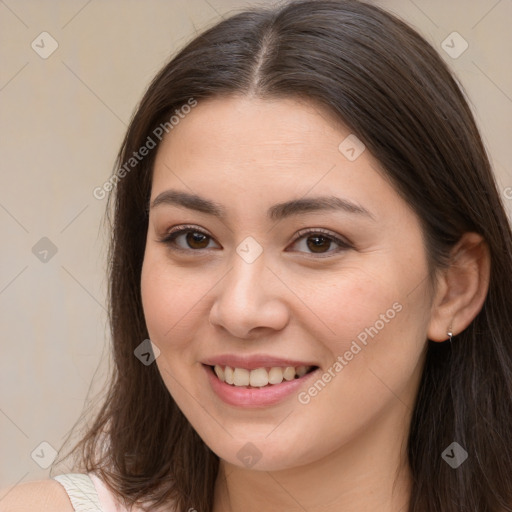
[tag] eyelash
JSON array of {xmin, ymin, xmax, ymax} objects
[{"xmin": 158, "ymin": 224, "xmax": 352, "ymax": 258}]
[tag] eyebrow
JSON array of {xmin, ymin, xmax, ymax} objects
[{"xmin": 150, "ymin": 189, "xmax": 375, "ymax": 222}]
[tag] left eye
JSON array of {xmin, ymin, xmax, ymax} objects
[
  {"xmin": 288, "ymin": 229, "xmax": 351, "ymax": 256},
  {"xmin": 159, "ymin": 226, "xmax": 351, "ymax": 257}
]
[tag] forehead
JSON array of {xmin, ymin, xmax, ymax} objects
[
  {"xmin": 155, "ymin": 95, "xmax": 345, "ymax": 163},
  {"xmin": 150, "ymin": 95, "xmax": 408, "ymax": 222}
]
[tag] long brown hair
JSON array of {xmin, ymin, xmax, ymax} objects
[{"xmin": 54, "ymin": 1, "xmax": 512, "ymax": 510}]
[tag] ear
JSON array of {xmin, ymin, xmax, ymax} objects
[{"xmin": 427, "ymin": 232, "xmax": 491, "ymax": 342}]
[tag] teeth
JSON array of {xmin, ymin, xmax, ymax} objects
[
  {"xmin": 268, "ymin": 367, "xmax": 283, "ymax": 384},
  {"xmin": 213, "ymin": 364, "xmax": 313, "ymax": 387},
  {"xmin": 233, "ymin": 368, "xmax": 250, "ymax": 386},
  {"xmin": 283, "ymin": 366, "xmax": 296, "ymax": 381},
  {"xmin": 214, "ymin": 365, "xmax": 224, "ymax": 381},
  {"xmin": 224, "ymin": 366, "xmax": 234, "ymax": 385},
  {"xmin": 296, "ymin": 365, "xmax": 308, "ymax": 377},
  {"xmin": 249, "ymin": 368, "xmax": 269, "ymax": 387}
]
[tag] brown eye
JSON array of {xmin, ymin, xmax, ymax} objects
[
  {"xmin": 159, "ymin": 226, "xmax": 218, "ymax": 252},
  {"xmin": 185, "ymin": 231, "xmax": 210, "ymax": 249},
  {"xmin": 306, "ymin": 234, "xmax": 333, "ymax": 253},
  {"xmin": 288, "ymin": 229, "xmax": 352, "ymax": 257}
]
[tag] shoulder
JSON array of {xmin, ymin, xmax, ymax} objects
[{"xmin": 0, "ymin": 478, "xmax": 75, "ymax": 512}]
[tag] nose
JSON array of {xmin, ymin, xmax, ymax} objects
[{"xmin": 208, "ymin": 250, "xmax": 290, "ymax": 339}]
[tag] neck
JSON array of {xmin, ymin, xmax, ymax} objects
[{"xmin": 212, "ymin": 404, "xmax": 412, "ymax": 512}]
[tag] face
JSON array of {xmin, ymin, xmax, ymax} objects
[{"xmin": 141, "ymin": 95, "xmax": 433, "ymax": 471}]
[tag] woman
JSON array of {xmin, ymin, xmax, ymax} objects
[{"xmin": 3, "ymin": 0, "xmax": 512, "ymax": 510}]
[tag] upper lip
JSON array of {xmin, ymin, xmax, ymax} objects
[{"xmin": 202, "ymin": 354, "xmax": 318, "ymax": 370}]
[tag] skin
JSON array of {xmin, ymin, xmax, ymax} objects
[{"xmin": 140, "ymin": 95, "xmax": 490, "ymax": 512}]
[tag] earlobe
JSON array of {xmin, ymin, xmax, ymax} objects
[{"xmin": 427, "ymin": 232, "xmax": 491, "ymax": 343}]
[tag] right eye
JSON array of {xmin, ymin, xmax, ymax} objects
[{"xmin": 158, "ymin": 225, "xmax": 220, "ymax": 253}]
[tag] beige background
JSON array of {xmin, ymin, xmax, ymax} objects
[{"xmin": 1, "ymin": 0, "xmax": 511, "ymax": 490}]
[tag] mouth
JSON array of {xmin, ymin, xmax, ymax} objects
[{"xmin": 207, "ymin": 364, "xmax": 319, "ymax": 388}]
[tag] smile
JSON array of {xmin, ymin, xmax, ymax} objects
[
  {"xmin": 203, "ymin": 363, "xmax": 321, "ymax": 407},
  {"xmin": 212, "ymin": 364, "xmax": 316, "ymax": 388}
]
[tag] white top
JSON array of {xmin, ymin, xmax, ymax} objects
[
  {"xmin": 53, "ymin": 473, "xmax": 127, "ymax": 512},
  {"xmin": 53, "ymin": 472, "xmax": 173, "ymax": 511}
]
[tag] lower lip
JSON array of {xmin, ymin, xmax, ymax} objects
[{"xmin": 203, "ymin": 364, "xmax": 320, "ymax": 407}]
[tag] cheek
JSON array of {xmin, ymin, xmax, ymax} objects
[
  {"xmin": 289, "ymin": 256, "xmax": 429, "ymax": 402},
  {"xmin": 302, "ymin": 271, "xmax": 428, "ymax": 411},
  {"xmin": 140, "ymin": 251, "xmax": 205, "ymax": 350},
  {"xmin": 282, "ymin": 261, "xmax": 407, "ymax": 355},
  {"xmin": 140, "ymin": 253, "xmax": 207, "ymax": 406}
]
